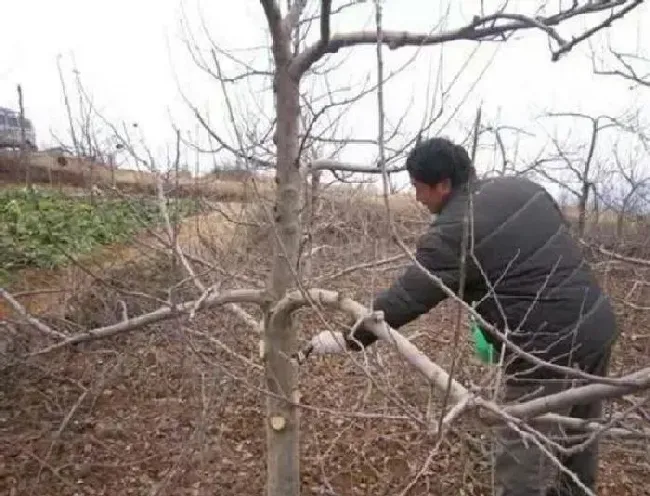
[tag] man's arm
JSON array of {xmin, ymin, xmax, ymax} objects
[{"xmin": 347, "ymin": 219, "xmax": 469, "ymax": 349}]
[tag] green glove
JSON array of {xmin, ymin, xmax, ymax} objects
[{"xmin": 470, "ymin": 318, "xmax": 495, "ymax": 364}]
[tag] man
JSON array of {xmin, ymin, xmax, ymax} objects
[{"xmin": 341, "ymin": 137, "xmax": 618, "ymax": 495}]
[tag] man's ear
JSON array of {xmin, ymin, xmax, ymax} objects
[{"xmin": 436, "ymin": 178, "xmax": 452, "ymax": 195}]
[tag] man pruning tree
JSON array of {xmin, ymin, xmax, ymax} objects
[{"xmin": 310, "ymin": 137, "xmax": 618, "ymax": 496}]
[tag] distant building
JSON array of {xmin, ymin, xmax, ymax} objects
[{"xmin": 0, "ymin": 106, "xmax": 37, "ymax": 151}]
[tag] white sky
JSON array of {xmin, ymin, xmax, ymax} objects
[{"xmin": 1, "ymin": 0, "xmax": 649, "ymax": 198}]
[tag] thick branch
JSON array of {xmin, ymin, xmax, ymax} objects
[
  {"xmin": 30, "ymin": 289, "xmax": 267, "ymax": 356},
  {"xmin": 278, "ymin": 288, "xmax": 469, "ymax": 402},
  {"xmin": 319, "ymin": 0, "xmax": 332, "ymax": 46},
  {"xmin": 292, "ymin": 290, "xmax": 650, "ymax": 432},
  {"xmin": 504, "ymin": 367, "xmax": 650, "ymax": 419},
  {"xmin": 291, "ymin": 2, "xmax": 642, "ymax": 76},
  {"xmin": 310, "ymin": 158, "xmax": 405, "ymax": 174},
  {"xmin": 285, "ymin": 0, "xmax": 308, "ymax": 31},
  {"xmin": 260, "ymin": 0, "xmax": 284, "ymax": 44}
]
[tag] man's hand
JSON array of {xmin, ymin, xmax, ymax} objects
[
  {"xmin": 292, "ymin": 330, "xmax": 347, "ymax": 364},
  {"xmin": 311, "ymin": 330, "xmax": 347, "ymax": 354},
  {"xmin": 294, "ymin": 317, "xmax": 377, "ymax": 364},
  {"xmin": 305, "ymin": 324, "xmax": 370, "ymax": 355}
]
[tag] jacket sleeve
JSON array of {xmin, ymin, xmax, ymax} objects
[{"xmin": 350, "ymin": 217, "xmax": 469, "ymax": 348}]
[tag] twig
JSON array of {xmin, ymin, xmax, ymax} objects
[
  {"xmin": 581, "ymin": 238, "xmax": 650, "ymax": 267},
  {"xmin": 552, "ymin": 0, "xmax": 643, "ymax": 61},
  {"xmin": 37, "ymin": 356, "xmax": 124, "ymax": 483},
  {"xmin": 155, "ymin": 172, "xmax": 205, "ymax": 293},
  {"xmin": 183, "ymin": 326, "xmax": 263, "ymax": 371},
  {"xmin": 314, "ymin": 253, "xmax": 407, "ymax": 283},
  {"xmin": 0, "ymin": 288, "xmax": 67, "ymax": 339}
]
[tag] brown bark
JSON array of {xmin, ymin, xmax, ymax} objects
[
  {"xmin": 255, "ymin": 2, "xmax": 644, "ymax": 495},
  {"xmin": 578, "ymin": 119, "xmax": 599, "ymax": 236},
  {"xmin": 262, "ymin": 3, "xmax": 303, "ymax": 494}
]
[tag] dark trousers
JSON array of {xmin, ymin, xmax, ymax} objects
[{"xmin": 492, "ymin": 350, "xmax": 611, "ymax": 496}]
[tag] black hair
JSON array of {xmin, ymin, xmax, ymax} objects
[{"xmin": 405, "ymin": 137, "xmax": 475, "ymax": 188}]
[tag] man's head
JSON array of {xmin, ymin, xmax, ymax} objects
[{"xmin": 405, "ymin": 137, "xmax": 475, "ymax": 214}]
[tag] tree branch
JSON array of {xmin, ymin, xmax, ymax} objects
[
  {"xmin": 0, "ymin": 289, "xmax": 67, "ymax": 339},
  {"xmin": 290, "ymin": 289, "xmax": 650, "ymax": 435},
  {"xmin": 504, "ymin": 367, "xmax": 650, "ymax": 419},
  {"xmin": 310, "ymin": 157, "xmax": 405, "ymax": 174},
  {"xmin": 291, "ymin": 2, "xmax": 642, "ymax": 76},
  {"xmin": 580, "ymin": 239, "xmax": 650, "ymax": 267},
  {"xmin": 314, "ymin": 253, "xmax": 408, "ymax": 283},
  {"xmin": 260, "ymin": 0, "xmax": 284, "ymax": 44},
  {"xmin": 278, "ymin": 288, "xmax": 469, "ymax": 402},
  {"xmin": 319, "ymin": 0, "xmax": 332, "ymax": 46},
  {"xmin": 551, "ymin": 0, "xmax": 643, "ymax": 61},
  {"xmin": 29, "ymin": 289, "xmax": 267, "ymax": 356},
  {"xmin": 594, "ymin": 48, "xmax": 650, "ymax": 87},
  {"xmin": 285, "ymin": 0, "xmax": 308, "ymax": 32}
]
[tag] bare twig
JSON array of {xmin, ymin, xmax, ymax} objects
[{"xmin": 0, "ymin": 289, "xmax": 67, "ymax": 339}]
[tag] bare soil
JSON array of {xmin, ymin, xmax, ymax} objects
[{"xmin": 1, "ymin": 199, "xmax": 649, "ymax": 496}]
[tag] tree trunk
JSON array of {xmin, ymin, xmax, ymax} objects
[
  {"xmin": 300, "ymin": 169, "xmax": 321, "ymax": 280},
  {"xmin": 265, "ymin": 46, "xmax": 302, "ymax": 496},
  {"xmin": 616, "ymin": 212, "xmax": 625, "ymax": 238},
  {"xmin": 591, "ymin": 183, "xmax": 600, "ymax": 227},
  {"xmin": 578, "ymin": 180, "xmax": 590, "ymax": 237}
]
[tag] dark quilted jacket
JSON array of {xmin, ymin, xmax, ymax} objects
[{"xmin": 356, "ymin": 175, "xmax": 618, "ymax": 379}]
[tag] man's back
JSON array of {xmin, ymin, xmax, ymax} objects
[{"xmin": 442, "ymin": 175, "xmax": 617, "ymax": 376}]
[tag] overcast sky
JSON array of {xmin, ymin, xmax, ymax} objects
[{"xmin": 1, "ymin": 0, "xmax": 649, "ymax": 195}]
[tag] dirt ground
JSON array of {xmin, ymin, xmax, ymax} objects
[{"xmin": 1, "ymin": 198, "xmax": 649, "ymax": 496}]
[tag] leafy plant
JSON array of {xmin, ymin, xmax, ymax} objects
[{"xmin": 0, "ymin": 188, "xmax": 200, "ymax": 282}]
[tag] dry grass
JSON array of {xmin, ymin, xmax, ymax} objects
[{"xmin": 1, "ymin": 193, "xmax": 649, "ymax": 495}]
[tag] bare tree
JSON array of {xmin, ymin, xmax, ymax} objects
[
  {"xmin": 528, "ymin": 112, "xmax": 623, "ymax": 236},
  {"xmin": 476, "ymin": 120, "xmax": 538, "ymax": 178},
  {"xmin": 187, "ymin": 2, "xmax": 645, "ymax": 494},
  {"xmin": 2, "ymin": 2, "xmax": 648, "ymax": 496},
  {"xmin": 599, "ymin": 128, "xmax": 650, "ymax": 238},
  {"xmin": 54, "ymin": 55, "xmax": 123, "ymax": 167},
  {"xmin": 590, "ymin": 26, "xmax": 650, "ymax": 238}
]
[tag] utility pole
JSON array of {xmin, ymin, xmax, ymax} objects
[{"xmin": 17, "ymin": 84, "xmax": 31, "ymax": 188}]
